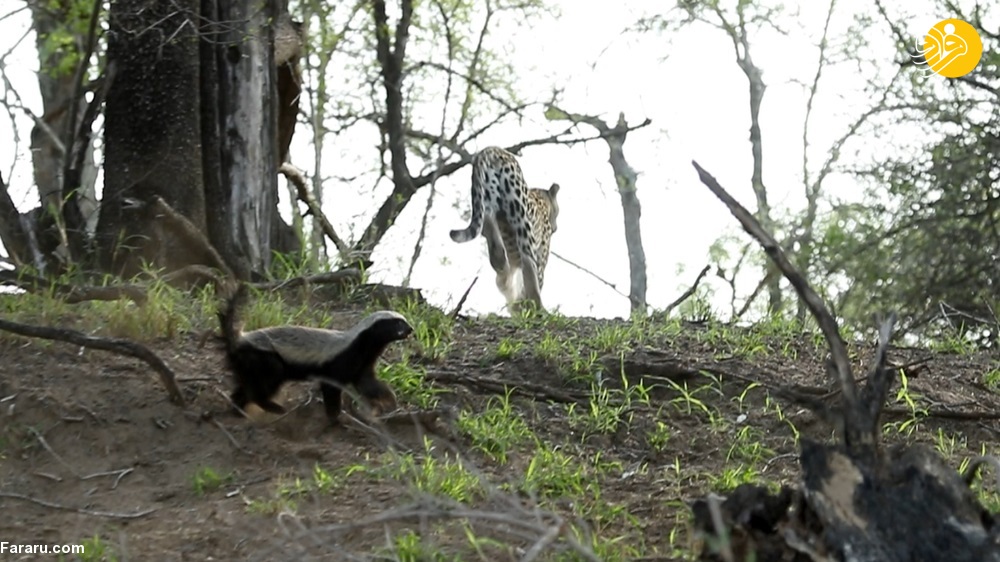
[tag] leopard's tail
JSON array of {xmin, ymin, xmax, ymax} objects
[{"xmin": 449, "ymin": 154, "xmax": 487, "ymax": 243}]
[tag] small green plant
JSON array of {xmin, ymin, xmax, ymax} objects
[
  {"xmin": 494, "ymin": 337, "xmax": 523, "ymax": 360},
  {"xmin": 192, "ymin": 466, "xmax": 231, "ymax": 496},
  {"xmin": 884, "ymin": 369, "xmax": 927, "ymax": 436},
  {"xmin": 930, "ymin": 325, "xmax": 977, "ymax": 355},
  {"xmin": 567, "ymin": 386, "xmax": 630, "ymax": 437},
  {"xmin": 389, "ymin": 530, "xmax": 455, "ymax": 562},
  {"xmin": 646, "ymin": 421, "xmax": 672, "ymax": 452},
  {"xmin": 78, "ymin": 534, "xmax": 117, "ymax": 562},
  {"xmin": 312, "ymin": 463, "xmax": 336, "ymax": 493},
  {"xmin": 933, "ymin": 428, "xmax": 963, "ymax": 459},
  {"xmin": 983, "ymin": 367, "xmax": 1000, "ymax": 390},
  {"xmin": 391, "ymin": 438, "xmax": 482, "ymax": 503},
  {"xmin": 710, "ymin": 463, "xmax": 762, "ymax": 492},
  {"xmin": 522, "ymin": 445, "xmax": 591, "ymax": 499},
  {"xmin": 245, "ymin": 496, "xmax": 297, "ymax": 515},
  {"xmin": 389, "ymin": 298, "xmax": 454, "ymax": 361},
  {"xmin": 456, "ymin": 389, "xmax": 532, "ymax": 463},
  {"xmin": 534, "ymin": 332, "xmax": 564, "ymax": 362},
  {"xmin": 379, "ymin": 359, "xmax": 441, "ymax": 409},
  {"xmin": 726, "ymin": 425, "xmax": 770, "ymax": 466}
]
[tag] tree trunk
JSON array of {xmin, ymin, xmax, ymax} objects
[
  {"xmin": 0, "ymin": 171, "xmax": 34, "ymax": 267},
  {"xmin": 98, "ymin": 0, "xmax": 206, "ymax": 277},
  {"xmin": 214, "ymin": 0, "xmax": 281, "ymax": 276},
  {"xmin": 543, "ymin": 107, "xmax": 649, "ymax": 314},
  {"xmin": 99, "ymin": 0, "xmax": 293, "ymax": 280},
  {"xmin": 27, "ymin": 0, "xmax": 99, "ymax": 271},
  {"xmin": 605, "ymin": 115, "xmax": 648, "ymax": 314},
  {"xmin": 738, "ymin": 45, "xmax": 783, "ymax": 316}
]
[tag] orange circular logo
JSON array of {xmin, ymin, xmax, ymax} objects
[{"xmin": 921, "ymin": 19, "xmax": 983, "ymax": 78}]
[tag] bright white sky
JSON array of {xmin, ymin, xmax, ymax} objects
[{"xmin": 0, "ymin": 0, "xmax": 968, "ymax": 318}]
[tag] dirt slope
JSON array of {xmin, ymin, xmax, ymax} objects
[{"xmin": 1, "ymin": 301, "xmax": 999, "ymax": 561}]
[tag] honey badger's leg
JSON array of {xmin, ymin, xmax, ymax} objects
[
  {"xmin": 354, "ymin": 374, "xmax": 398, "ymax": 417},
  {"xmin": 230, "ymin": 386, "xmax": 250, "ymax": 414},
  {"xmin": 240, "ymin": 351, "xmax": 288, "ymax": 415},
  {"xmin": 318, "ymin": 379, "xmax": 343, "ymax": 423}
]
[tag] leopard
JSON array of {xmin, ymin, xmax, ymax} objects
[{"xmin": 450, "ymin": 146, "xmax": 560, "ymax": 312}]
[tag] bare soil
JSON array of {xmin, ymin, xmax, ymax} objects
[{"xmin": 2, "ymin": 302, "xmax": 1000, "ymax": 561}]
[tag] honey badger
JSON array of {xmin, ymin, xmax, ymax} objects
[{"xmin": 217, "ymin": 285, "xmax": 412, "ymax": 423}]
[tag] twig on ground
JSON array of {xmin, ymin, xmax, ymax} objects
[
  {"xmin": 81, "ymin": 468, "xmax": 134, "ymax": 490},
  {"xmin": 0, "ymin": 491, "xmax": 156, "ymax": 519},
  {"xmin": 211, "ymin": 418, "xmax": 253, "ymax": 456},
  {"xmin": 426, "ymin": 370, "xmax": 588, "ymax": 405},
  {"xmin": 28, "ymin": 427, "xmax": 80, "ymax": 478}
]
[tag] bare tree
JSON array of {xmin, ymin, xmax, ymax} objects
[{"xmin": 545, "ymin": 107, "xmax": 651, "ymax": 314}]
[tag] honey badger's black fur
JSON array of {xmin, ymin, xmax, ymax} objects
[{"xmin": 218, "ymin": 284, "xmax": 413, "ymax": 423}]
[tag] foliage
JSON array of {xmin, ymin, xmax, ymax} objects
[{"xmin": 814, "ymin": 14, "xmax": 1000, "ymax": 344}]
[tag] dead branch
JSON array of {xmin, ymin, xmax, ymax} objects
[
  {"xmin": 157, "ymin": 264, "xmax": 225, "ymax": 288},
  {"xmin": 0, "ymin": 317, "xmax": 184, "ymax": 405},
  {"xmin": 28, "ymin": 427, "xmax": 79, "ymax": 478},
  {"xmin": 426, "ymin": 369, "xmax": 588, "ymax": 405},
  {"xmin": 0, "ymin": 491, "xmax": 156, "ymax": 519},
  {"xmin": 690, "ymin": 160, "xmax": 1000, "ymax": 561},
  {"xmin": 149, "ymin": 196, "xmax": 233, "ymax": 278},
  {"xmin": 250, "ymin": 268, "xmax": 364, "ymax": 292},
  {"xmin": 692, "ymin": 161, "xmax": 857, "ymax": 424},
  {"xmin": 449, "ymin": 275, "xmax": 478, "ymax": 319},
  {"xmin": 0, "ymin": 269, "xmax": 148, "ymax": 304},
  {"xmin": 551, "ymin": 250, "xmax": 630, "ymax": 302},
  {"xmin": 377, "ymin": 407, "xmax": 456, "ymax": 427},
  {"xmin": 661, "ymin": 264, "xmax": 711, "ymax": 317},
  {"xmin": 279, "ymin": 162, "xmax": 350, "ymax": 256}
]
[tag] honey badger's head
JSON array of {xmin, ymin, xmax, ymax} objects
[{"xmin": 354, "ymin": 310, "xmax": 413, "ymax": 345}]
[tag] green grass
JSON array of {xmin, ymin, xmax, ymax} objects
[
  {"xmin": 77, "ymin": 535, "xmax": 117, "ymax": 562},
  {"xmin": 7, "ymin": 269, "xmax": 996, "ymax": 562},
  {"xmin": 191, "ymin": 466, "xmax": 232, "ymax": 496},
  {"xmin": 456, "ymin": 389, "xmax": 532, "ymax": 463}
]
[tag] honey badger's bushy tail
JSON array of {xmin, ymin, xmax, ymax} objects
[{"xmin": 217, "ymin": 283, "xmax": 248, "ymax": 354}]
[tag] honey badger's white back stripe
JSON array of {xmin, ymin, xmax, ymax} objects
[{"xmin": 240, "ymin": 310, "xmax": 408, "ymax": 365}]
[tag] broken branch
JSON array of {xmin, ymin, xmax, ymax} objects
[{"xmin": 0, "ymin": 317, "xmax": 184, "ymax": 405}]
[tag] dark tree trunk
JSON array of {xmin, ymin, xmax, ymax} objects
[
  {"xmin": 98, "ymin": 0, "xmax": 206, "ymax": 277},
  {"xmin": 0, "ymin": 171, "xmax": 34, "ymax": 267},
  {"xmin": 99, "ymin": 0, "xmax": 295, "ymax": 280}
]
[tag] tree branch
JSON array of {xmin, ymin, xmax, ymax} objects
[
  {"xmin": 279, "ymin": 163, "xmax": 350, "ymax": 256},
  {"xmin": 691, "ymin": 161, "xmax": 857, "ymax": 430},
  {"xmin": 0, "ymin": 317, "xmax": 184, "ymax": 405}
]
